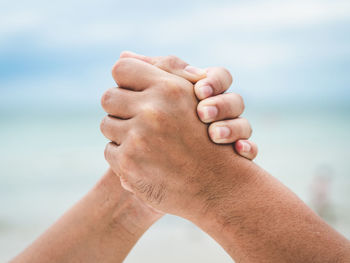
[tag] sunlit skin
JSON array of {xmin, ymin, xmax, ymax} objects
[
  {"xmin": 119, "ymin": 51, "xmax": 258, "ymax": 160},
  {"xmin": 12, "ymin": 52, "xmax": 349, "ymax": 263},
  {"xmin": 103, "ymin": 55, "xmax": 350, "ymax": 262},
  {"xmin": 11, "ymin": 55, "xmax": 256, "ymax": 263}
]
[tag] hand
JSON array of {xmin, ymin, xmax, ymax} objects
[
  {"xmin": 101, "ymin": 53, "xmax": 258, "ymax": 224},
  {"xmin": 118, "ymin": 51, "xmax": 258, "ymax": 160},
  {"xmin": 101, "ymin": 57, "xmax": 254, "ymax": 220}
]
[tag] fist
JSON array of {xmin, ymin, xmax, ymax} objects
[{"xmin": 101, "ymin": 58, "xmax": 251, "ymax": 220}]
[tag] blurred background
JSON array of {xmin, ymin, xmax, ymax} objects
[{"xmin": 0, "ymin": 0, "xmax": 349, "ymax": 261}]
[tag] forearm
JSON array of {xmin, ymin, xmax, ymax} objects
[
  {"xmin": 11, "ymin": 169, "xmax": 161, "ymax": 263},
  {"xmin": 194, "ymin": 158, "xmax": 350, "ymax": 263}
]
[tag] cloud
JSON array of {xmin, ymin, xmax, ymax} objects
[
  {"xmin": 0, "ymin": 0, "xmax": 349, "ymax": 106},
  {"xmin": 198, "ymin": 0, "xmax": 350, "ymax": 30},
  {"xmin": 2, "ymin": 0, "xmax": 348, "ymax": 69},
  {"xmin": 2, "ymin": 0, "xmax": 350, "ymax": 47}
]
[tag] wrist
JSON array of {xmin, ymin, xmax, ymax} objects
[
  {"xmin": 93, "ymin": 169, "xmax": 163, "ymax": 236},
  {"xmin": 190, "ymin": 156, "xmax": 262, "ymax": 229},
  {"xmin": 190, "ymin": 161, "xmax": 350, "ymax": 262}
]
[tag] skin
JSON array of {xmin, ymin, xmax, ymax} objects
[
  {"xmin": 11, "ymin": 169, "xmax": 162, "ymax": 263},
  {"xmin": 103, "ymin": 57, "xmax": 350, "ymax": 262},
  {"xmin": 119, "ymin": 51, "xmax": 258, "ymax": 160},
  {"xmin": 11, "ymin": 55, "xmax": 254, "ymax": 262},
  {"xmin": 101, "ymin": 57, "xmax": 257, "ymax": 217}
]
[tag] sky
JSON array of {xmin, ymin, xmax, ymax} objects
[{"xmin": 0, "ymin": 0, "xmax": 350, "ymax": 111}]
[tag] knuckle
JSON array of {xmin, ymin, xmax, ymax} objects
[
  {"xmin": 111, "ymin": 58, "xmax": 128, "ymax": 73},
  {"xmin": 227, "ymin": 121, "xmax": 240, "ymax": 139},
  {"xmin": 100, "ymin": 116, "xmax": 108, "ymax": 134},
  {"xmin": 111, "ymin": 59, "xmax": 122, "ymax": 76},
  {"xmin": 236, "ymin": 93, "xmax": 245, "ymax": 112},
  {"xmin": 163, "ymin": 55, "xmax": 185, "ymax": 69},
  {"xmin": 142, "ymin": 103, "xmax": 159, "ymax": 117},
  {"xmin": 100, "ymin": 116, "xmax": 114, "ymax": 137},
  {"xmin": 157, "ymin": 77, "xmax": 189, "ymax": 99},
  {"xmin": 141, "ymin": 104, "xmax": 167, "ymax": 124},
  {"xmin": 167, "ymin": 84, "xmax": 187, "ymax": 99},
  {"xmin": 225, "ymin": 93, "xmax": 244, "ymax": 115},
  {"xmin": 165, "ymin": 55, "xmax": 179, "ymax": 64},
  {"xmin": 104, "ymin": 143, "xmax": 113, "ymax": 161},
  {"xmin": 207, "ymin": 74, "xmax": 223, "ymax": 93},
  {"xmin": 104, "ymin": 145, "xmax": 108, "ymax": 160},
  {"xmin": 205, "ymin": 67, "xmax": 233, "ymax": 93},
  {"xmin": 219, "ymin": 67, "xmax": 233, "ymax": 84},
  {"xmin": 241, "ymin": 118, "xmax": 252, "ymax": 137},
  {"xmin": 101, "ymin": 88, "xmax": 114, "ymax": 109},
  {"xmin": 217, "ymin": 96, "xmax": 228, "ymax": 112},
  {"xmin": 111, "ymin": 58, "xmax": 132, "ymax": 81},
  {"xmin": 142, "ymin": 104, "xmax": 179, "ymax": 135},
  {"xmin": 156, "ymin": 55, "xmax": 188, "ymax": 72},
  {"xmin": 209, "ymin": 95, "xmax": 230, "ymax": 117},
  {"xmin": 248, "ymin": 125, "xmax": 253, "ymax": 137}
]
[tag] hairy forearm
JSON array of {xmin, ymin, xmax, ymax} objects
[
  {"xmin": 193, "ymin": 158, "xmax": 350, "ymax": 263},
  {"xmin": 11, "ymin": 169, "xmax": 161, "ymax": 263}
]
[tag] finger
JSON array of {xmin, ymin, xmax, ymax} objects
[
  {"xmin": 234, "ymin": 140, "xmax": 258, "ymax": 160},
  {"xmin": 100, "ymin": 115, "xmax": 130, "ymax": 145},
  {"xmin": 120, "ymin": 51, "xmax": 155, "ymax": 64},
  {"xmin": 104, "ymin": 142, "xmax": 122, "ymax": 175},
  {"xmin": 208, "ymin": 118, "xmax": 252, "ymax": 144},
  {"xmin": 194, "ymin": 67, "xmax": 233, "ymax": 100},
  {"xmin": 120, "ymin": 51, "xmax": 206, "ymax": 83},
  {"xmin": 111, "ymin": 58, "xmax": 169, "ymax": 91},
  {"xmin": 197, "ymin": 92, "xmax": 245, "ymax": 123},
  {"xmin": 101, "ymin": 87, "xmax": 141, "ymax": 119},
  {"xmin": 104, "ymin": 142, "xmax": 142, "ymax": 194}
]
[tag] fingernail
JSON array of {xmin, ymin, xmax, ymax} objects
[
  {"xmin": 198, "ymin": 85, "xmax": 213, "ymax": 99},
  {"xmin": 199, "ymin": 106, "xmax": 218, "ymax": 122},
  {"xmin": 184, "ymin": 65, "xmax": 206, "ymax": 76},
  {"xmin": 213, "ymin": 126, "xmax": 231, "ymax": 140},
  {"xmin": 240, "ymin": 141, "xmax": 251, "ymax": 152}
]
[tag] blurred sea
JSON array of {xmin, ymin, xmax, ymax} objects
[{"xmin": 0, "ymin": 105, "xmax": 349, "ymax": 262}]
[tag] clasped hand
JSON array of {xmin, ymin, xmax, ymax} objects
[{"xmin": 101, "ymin": 52, "xmax": 257, "ymax": 220}]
